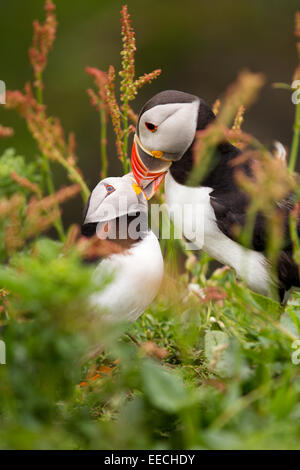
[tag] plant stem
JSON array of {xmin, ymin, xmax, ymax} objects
[
  {"xmin": 58, "ymin": 157, "xmax": 90, "ymax": 203},
  {"xmin": 240, "ymin": 206, "xmax": 257, "ymax": 248},
  {"xmin": 36, "ymin": 83, "xmax": 43, "ymax": 106},
  {"xmin": 210, "ymin": 384, "xmax": 268, "ymax": 430},
  {"xmin": 99, "ymin": 108, "xmax": 108, "ymax": 178},
  {"xmin": 289, "ymin": 209, "xmax": 300, "ymax": 266},
  {"xmin": 35, "ymin": 74, "xmax": 65, "ymax": 241},
  {"xmin": 289, "ymin": 94, "xmax": 300, "ymax": 171},
  {"xmin": 41, "ymin": 158, "xmax": 65, "ymax": 241},
  {"xmin": 122, "ymin": 102, "xmax": 130, "ymax": 174}
]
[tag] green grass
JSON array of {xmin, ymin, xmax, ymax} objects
[
  {"xmin": 1, "ymin": 1, "xmax": 300, "ymax": 451},
  {"xmin": 1, "ymin": 236, "xmax": 300, "ymax": 450},
  {"xmin": 0, "ymin": 191, "xmax": 300, "ymax": 450}
]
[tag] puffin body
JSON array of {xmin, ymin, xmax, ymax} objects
[
  {"xmin": 164, "ymin": 171, "xmax": 271, "ymax": 296},
  {"xmin": 131, "ymin": 90, "xmax": 300, "ymax": 300},
  {"xmin": 82, "ymin": 173, "xmax": 164, "ymax": 322}
]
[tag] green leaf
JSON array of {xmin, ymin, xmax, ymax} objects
[
  {"xmin": 280, "ymin": 306, "xmax": 300, "ymax": 337},
  {"xmin": 0, "ymin": 148, "xmax": 41, "ymax": 198},
  {"xmin": 251, "ymin": 291, "xmax": 281, "ymax": 319},
  {"xmin": 141, "ymin": 359, "xmax": 190, "ymax": 413},
  {"xmin": 204, "ymin": 330, "xmax": 234, "ymax": 378}
]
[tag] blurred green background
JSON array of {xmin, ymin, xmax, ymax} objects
[{"xmin": 0, "ymin": 0, "xmax": 299, "ymax": 225}]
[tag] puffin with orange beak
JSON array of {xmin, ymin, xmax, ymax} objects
[
  {"xmin": 131, "ymin": 90, "xmax": 300, "ymax": 302},
  {"xmin": 82, "ymin": 173, "xmax": 164, "ymax": 322}
]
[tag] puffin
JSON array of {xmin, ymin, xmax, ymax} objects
[
  {"xmin": 81, "ymin": 173, "xmax": 164, "ymax": 322},
  {"xmin": 131, "ymin": 90, "xmax": 300, "ymax": 302}
]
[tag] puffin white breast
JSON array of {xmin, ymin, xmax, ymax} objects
[{"xmin": 91, "ymin": 231, "xmax": 163, "ymax": 323}]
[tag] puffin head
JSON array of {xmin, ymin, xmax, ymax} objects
[
  {"xmin": 131, "ymin": 90, "xmax": 215, "ymax": 199},
  {"xmin": 82, "ymin": 173, "xmax": 148, "ymax": 241}
]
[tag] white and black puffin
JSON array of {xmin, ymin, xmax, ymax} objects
[
  {"xmin": 131, "ymin": 90, "xmax": 300, "ymax": 301},
  {"xmin": 81, "ymin": 173, "xmax": 164, "ymax": 322}
]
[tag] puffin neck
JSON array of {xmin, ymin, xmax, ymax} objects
[
  {"xmin": 81, "ymin": 213, "xmax": 148, "ymax": 255},
  {"xmin": 169, "ymin": 139, "xmax": 240, "ymax": 190}
]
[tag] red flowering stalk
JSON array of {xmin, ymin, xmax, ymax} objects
[
  {"xmin": 86, "ymin": 67, "xmax": 109, "ymax": 178},
  {"xmin": 189, "ymin": 124, "xmax": 225, "ymax": 186},
  {"xmin": 228, "ymin": 105, "xmax": 246, "ymax": 148},
  {"xmin": 235, "ymin": 149, "xmax": 296, "ymax": 264},
  {"xmin": 189, "ymin": 70, "xmax": 265, "ymax": 186},
  {"xmin": 62, "ymin": 224, "xmax": 81, "ymax": 254},
  {"xmin": 30, "ymin": 184, "xmax": 80, "ymax": 211},
  {"xmin": 26, "ymin": 1, "xmax": 67, "ymax": 239},
  {"xmin": 140, "ymin": 341, "xmax": 168, "ymax": 360},
  {"xmin": 0, "ymin": 125, "xmax": 14, "ymax": 139},
  {"xmin": 64, "ymin": 228, "xmax": 128, "ymax": 272},
  {"xmin": 10, "ymin": 171, "xmax": 42, "ymax": 198},
  {"xmin": 2, "ymin": 195, "xmax": 24, "ymax": 255},
  {"xmin": 133, "ymin": 70, "xmax": 162, "ymax": 92},
  {"xmin": 0, "ymin": 184, "xmax": 81, "ymax": 255},
  {"xmin": 227, "ymin": 131, "xmax": 299, "ymax": 274},
  {"xmin": 118, "ymin": 5, "xmax": 161, "ymax": 173},
  {"xmin": 6, "ymin": 84, "xmax": 90, "ymax": 205},
  {"xmin": 226, "ymin": 127, "xmax": 265, "ymax": 153},
  {"xmin": 217, "ymin": 70, "xmax": 265, "ymax": 126},
  {"xmin": 212, "ymin": 99, "xmax": 221, "ymax": 116},
  {"xmin": 85, "ymin": 67, "xmax": 109, "ymax": 114},
  {"xmin": 118, "ymin": 4, "xmax": 136, "ymax": 172},
  {"xmin": 67, "ymin": 132, "xmax": 77, "ymax": 167},
  {"xmin": 119, "ymin": 5, "xmax": 136, "ymax": 99},
  {"xmin": 24, "ymin": 185, "xmax": 80, "ymax": 242},
  {"xmin": 86, "ymin": 6, "xmax": 161, "ymax": 175},
  {"xmin": 191, "ymin": 286, "xmax": 227, "ymax": 304},
  {"xmin": 76, "ymin": 234, "xmax": 124, "ymax": 260},
  {"xmin": 29, "ymin": 0, "xmax": 57, "ymax": 102},
  {"xmin": 232, "ymin": 105, "xmax": 245, "ymax": 131},
  {"xmin": 234, "ymin": 152, "xmax": 295, "ymax": 212},
  {"xmin": 0, "ymin": 195, "xmax": 21, "ymax": 219},
  {"xmin": 106, "ymin": 66, "xmax": 124, "ymax": 162},
  {"xmin": 119, "ymin": 7, "xmax": 161, "ymax": 100},
  {"xmin": 189, "ymin": 71, "xmax": 294, "ymax": 266}
]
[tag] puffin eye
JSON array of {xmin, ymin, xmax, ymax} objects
[
  {"xmin": 145, "ymin": 122, "xmax": 157, "ymax": 133},
  {"xmin": 105, "ymin": 184, "xmax": 115, "ymax": 194}
]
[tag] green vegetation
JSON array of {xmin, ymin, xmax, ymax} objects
[{"xmin": 0, "ymin": 1, "xmax": 300, "ymax": 450}]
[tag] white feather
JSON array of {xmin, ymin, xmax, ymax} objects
[
  {"xmin": 273, "ymin": 140, "xmax": 287, "ymax": 163},
  {"xmin": 165, "ymin": 172, "xmax": 272, "ymax": 296},
  {"xmin": 91, "ymin": 231, "xmax": 164, "ymax": 323}
]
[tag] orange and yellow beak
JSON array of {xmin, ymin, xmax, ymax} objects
[{"xmin": 131, "ymin": 134, "xmax": 171, "ymax": 200}]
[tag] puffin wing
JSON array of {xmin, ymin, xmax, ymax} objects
[
  {"xmin": 210, "ymin": 190, "xmax": 299, "ymax": 253},
  {"xmin": 210, "ymin": 191, "xmax": 266, "ymax": 252}
]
